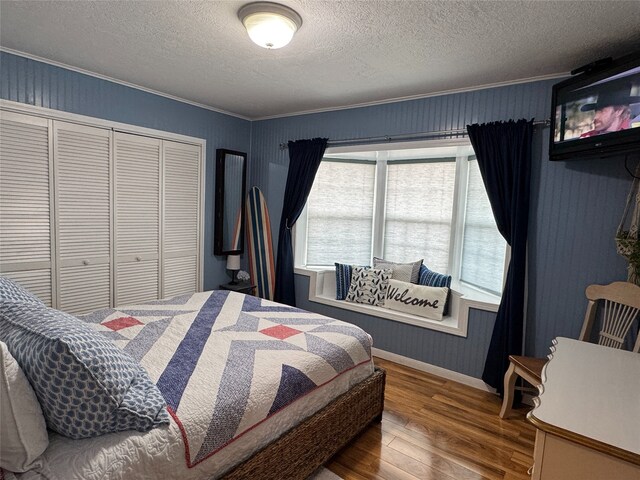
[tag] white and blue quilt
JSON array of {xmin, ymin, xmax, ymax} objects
[{"xmin": 80, "ymin": 290, "xmax": 372, "ymax": 468}]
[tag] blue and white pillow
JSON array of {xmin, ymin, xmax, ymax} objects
[
  {"xmin": 345, "ymin": 266, "xmax": 392, "ymax": 306},
  {"xmin": 0, "ymin": 303, "xmax": 169, "ymax": 439},
  {"xmin": 418, "ymin": 265, "xmax": 452, "ymax": 315},
  {"xmin": 418, "ymin": 265, "xmax": 452, "ymax": 288},
  {"xmin": 0, "ymin": 276, "xmax": 43, "ymax": 306},
  {"xmin": 335, "ymin": 263, "xmax": 354, "ymax": 300}
]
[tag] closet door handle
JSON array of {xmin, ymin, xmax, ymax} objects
[
  {"xmin": 136, "ymin": 256, "xmax": 142, "ymax": 262},
  {"xmin": 82, "ymin": 260, "xmax": 90, "ymax": 266}
]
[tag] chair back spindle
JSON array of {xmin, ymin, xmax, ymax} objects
[{"xmin": 579, "ymin": 282, "xmax": 640, "ymax": 353}]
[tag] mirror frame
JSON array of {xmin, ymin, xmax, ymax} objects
[{"xmin": 214, "ymin": 148, "xmax": 247, "ymax": 256}]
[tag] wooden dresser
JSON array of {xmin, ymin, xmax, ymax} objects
[{"xmin": 527, "ymin": 337, "xmax": 640, "ymax": 479}]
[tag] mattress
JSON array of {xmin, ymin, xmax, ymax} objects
[{"xmin": 6, "ymin": 291, "xmax": 374, "ymax": 480}]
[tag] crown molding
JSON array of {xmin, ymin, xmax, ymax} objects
[
  {"xmin": 253, "ymin": 72, "xmax": 569, "ymax": 121},
  {"xmin": 2, "ymin": 46, "xmax": 568, "ymax": 122},
  {"xmin": 0, "ymin": 47, "xmax": 251, "ymax": 121}
]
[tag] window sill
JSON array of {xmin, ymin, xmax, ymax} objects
[{"xmin": 294, "ymin": 267, "xmax": 499, "ymax": 338}]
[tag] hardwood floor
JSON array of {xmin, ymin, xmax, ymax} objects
[{"xmin": 326, "ymin": 358, "xmax": 536, "ymax": 480}]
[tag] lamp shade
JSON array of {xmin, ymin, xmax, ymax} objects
[
  {"xmin": 226, "ymin": 254, "xmax": 241, "ymax": 271},
  {"xmin": 238, "ymin": 2, "xmax": 302, "ymax": 49}
]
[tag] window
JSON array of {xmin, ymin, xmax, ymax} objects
[
  {"xmin": 296, "ymin": 140, "xmax": 507, "ymax": 296},
  {"xmin": 460, "ymin": 159, "xmax": 506, "ymax": 295},
  {"xmin": 306, "ymin": 160, "xmax": 375, "ymax": 265},
  {"xmin": 384, "ymin": 159, "xmax": 456, "ymax": 274}
]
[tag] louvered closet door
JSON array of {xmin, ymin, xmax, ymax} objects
[
  {"xmin": 162, "ymin": 140, "xmax": 201, "ymax": 298},
  {"xmin": 54, "ymin": 121, "xmax": 111, "ymax": 315},
  {"xmin": 114, "ymin": 132, "xmax": 160, "ymax": 306},
  {"xmin": 0, "ymin": 111, "xmax": 54, "ymax": 306}
]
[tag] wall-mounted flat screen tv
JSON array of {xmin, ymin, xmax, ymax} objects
[{"xmin": 550, "ymin": 51, "xmax": 640, "ymax": 161}]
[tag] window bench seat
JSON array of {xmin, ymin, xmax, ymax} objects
[{"xmin": 294, "ymin": 268, "xmax": 500, "ymax": 337}]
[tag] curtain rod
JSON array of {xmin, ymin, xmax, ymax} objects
[{"xmin": 278, "ymin": 118, "xmax": 550, "ymax": 150}]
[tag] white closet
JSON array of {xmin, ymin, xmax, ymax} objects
[
  {"xmin": 55, "ymin": 122, "xmax": 112, "ymax": 314},
  {"xmin": 0, "ymin": 105, "xmax": 204, "ymax": 315},
  {"xmin": 163, "ymin": 141, "xmax": 201, "ymax": 298},
  {"xmin": 114, "ymin": 133, "xmax": 161, "ymax": 306},
  {"xmin": 0, "ymin": 111, "xmax": 54, "ymax": 305}
]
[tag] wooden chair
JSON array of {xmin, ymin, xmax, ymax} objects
[{"xmin": 499, "ymin": 281, "xmax": 640, "ymax": 419}]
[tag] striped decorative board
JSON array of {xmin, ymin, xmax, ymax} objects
[{"xmin": 246, "ymin": 186, "xmax": 276, "ymax": 300}]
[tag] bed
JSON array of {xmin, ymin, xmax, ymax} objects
[{"xmin": 2, "ymin": 289, "xmax": 385, "ymax": 480}]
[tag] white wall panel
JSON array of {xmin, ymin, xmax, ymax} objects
[
  {"xmin": 114, "ymin": 133, "xmax": 160, "ymax": 257},
  {"xmin": 0, "ymin": 111, "xmax": 53, "ymax": 305},
  {"xmin": 59, "ymin": 263, "xmax": 110, "ymax": 314},
  {"xmin": 114, "ymin": 132, "xmax": 160, "ymax": 305},
  {"xmin": 163, "ymin": 255, "xmax": 197, "ymax": 298},
  {"xmin": 116, "ymin": 260, "xmax": 159, "ymax": 306},
  {"xmin": 163, "ymin": 140, "xmax": 201, "ymax": 298},
  {"xmin": 54, "ymin": 121, "xmax": 111, "ymax": 314}
]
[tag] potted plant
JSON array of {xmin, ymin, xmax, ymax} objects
[{"xmin": 616, "ymin": 165, "xmax": 640, "ymax": 286}]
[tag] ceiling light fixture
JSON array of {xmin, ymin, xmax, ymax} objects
[{"xmin": 238, "ymin": 2, "xmax": 302, "ymax": 49}]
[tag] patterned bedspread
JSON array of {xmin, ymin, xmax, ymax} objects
[{"xmin": 80, "ymin": 291, "xmax": 372, "ymax": 468}]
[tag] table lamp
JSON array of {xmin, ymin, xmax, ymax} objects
[{"xmin": 226, "ymin": 254, "xmax": 241, "ymax": 285}]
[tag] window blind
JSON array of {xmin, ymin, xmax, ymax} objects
[
  {"xmin": 461, "ymin": 159, "xmax": 506, "ymax": 294},
  {"xmin": 384, "ymin": 160, "xmax": 456, "ymax": 272},
  {"xmin": 306, "ymin": 160, "xmax": 375, "ymax": 265}
]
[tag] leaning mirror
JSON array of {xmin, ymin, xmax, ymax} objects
[{"xmin": 214, "ymin": 149, "xmax": 247, "ymax": 255}]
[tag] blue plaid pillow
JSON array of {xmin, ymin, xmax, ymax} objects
[
  {"xmin": 0, "ymin": 303, "xmax": 169, "ymax": 439},
  {"xmin": 418, "ymin": 265, "xmax": 452, "ymax": 315},
  {"xmin": 0, "ymin": 276, "xmax": 43, "ymax": 306},
  {"xmin": 335, "ymin": 263, "xmax": 354, "ymax": 300}
]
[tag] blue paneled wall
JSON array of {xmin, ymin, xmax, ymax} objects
[
  {"xmin": 0, "ymin": 51, "xmax": 251, "ymax": 291},
  {"xmin": 252, "ymin": 80, "xmax": 632, "ymax": 373},
  {"xmin": 295, "ymin": 276, "xmax": 497, "ymax": 379},
  {"xmin": 2, "ymin": 51, "xmax": 633, "ymax": 378}
]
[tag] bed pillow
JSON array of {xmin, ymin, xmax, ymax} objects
[
  {"xmin": 0, "ymin": 276, "xmax": 44, "ymax": 306},
  {"xmin": 384, "ymin": 279, "xmax": 448, "ymax": 321},
  {"xmin": 0, "ymin": 303, "xmax": 169, "ymax": 439},
  {"xmin": 345, "ymin": 266, "xmax": 392, "ymax": 306},
  {"xmin": 0, "ymin": 341, "xmax": 49, "ymax": 473},
  {"xmin": 372, "ymin": 257, "xmax": 422, "ymax": 284}
]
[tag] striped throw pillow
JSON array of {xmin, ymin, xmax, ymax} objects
[
  {"xmin": 334, "ymin": 263, "xmax": 354, "ymax": 300},
  {"xmin": 418, "ymin": 265, "xmax": 452, "ymax": 316},
  {"xmin": 418, "ymin": 265, "xmax": 452, "ymax": 288}
]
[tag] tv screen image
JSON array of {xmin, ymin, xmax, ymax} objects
[
  {"xmin": 554, "ymin": 68, "xmax": 640, "ymax": 142},
  {"xmin": 550, "ymin": 52, "xmax": 640, "ymax": 160}
]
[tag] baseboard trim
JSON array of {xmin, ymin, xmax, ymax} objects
[{"xmin": 372, "ymin": 347, "xmax": 496, "ymax": 393}]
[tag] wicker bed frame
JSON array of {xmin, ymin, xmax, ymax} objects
[{"xmin": 222, "ymin": 367, "xmax": 386, "ymax": 480}]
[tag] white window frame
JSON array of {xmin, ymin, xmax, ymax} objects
[{"xmin": 295, "ymin": 138, "xmax": 506, "ymax": 298}]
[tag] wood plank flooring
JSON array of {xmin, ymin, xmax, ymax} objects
[{"xmin": 326, "ymin": 358, "xmax": 536, "ymax": 480}]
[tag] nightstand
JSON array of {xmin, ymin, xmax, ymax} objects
[{"xmin": 219, "ymin": 282, "xmax": 256, "ymax": 296}]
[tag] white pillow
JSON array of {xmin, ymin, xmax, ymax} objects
[
  {"xmin": 0, "ymin": 341, "xmax": 49, "ymax": 473},
  {"xmin": 372, "ymin": 257, "xmax": 422, "ymax": 283},
  {"xmin": 383, "ymin": 279, "xmax": 448, "ymax": 321}
]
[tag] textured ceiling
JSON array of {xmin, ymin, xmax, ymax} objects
[{"xmin": 1, "ymin": 1, "xmax": 640, "ymax": 119}]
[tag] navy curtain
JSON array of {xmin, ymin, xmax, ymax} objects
[
  {"xmin": 466, "ymin": 119, "xmax": 533, "ymax": 395},
  {"xmin": 274, "ymin": 138, "xmax": 328, "ymax": 306}
]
